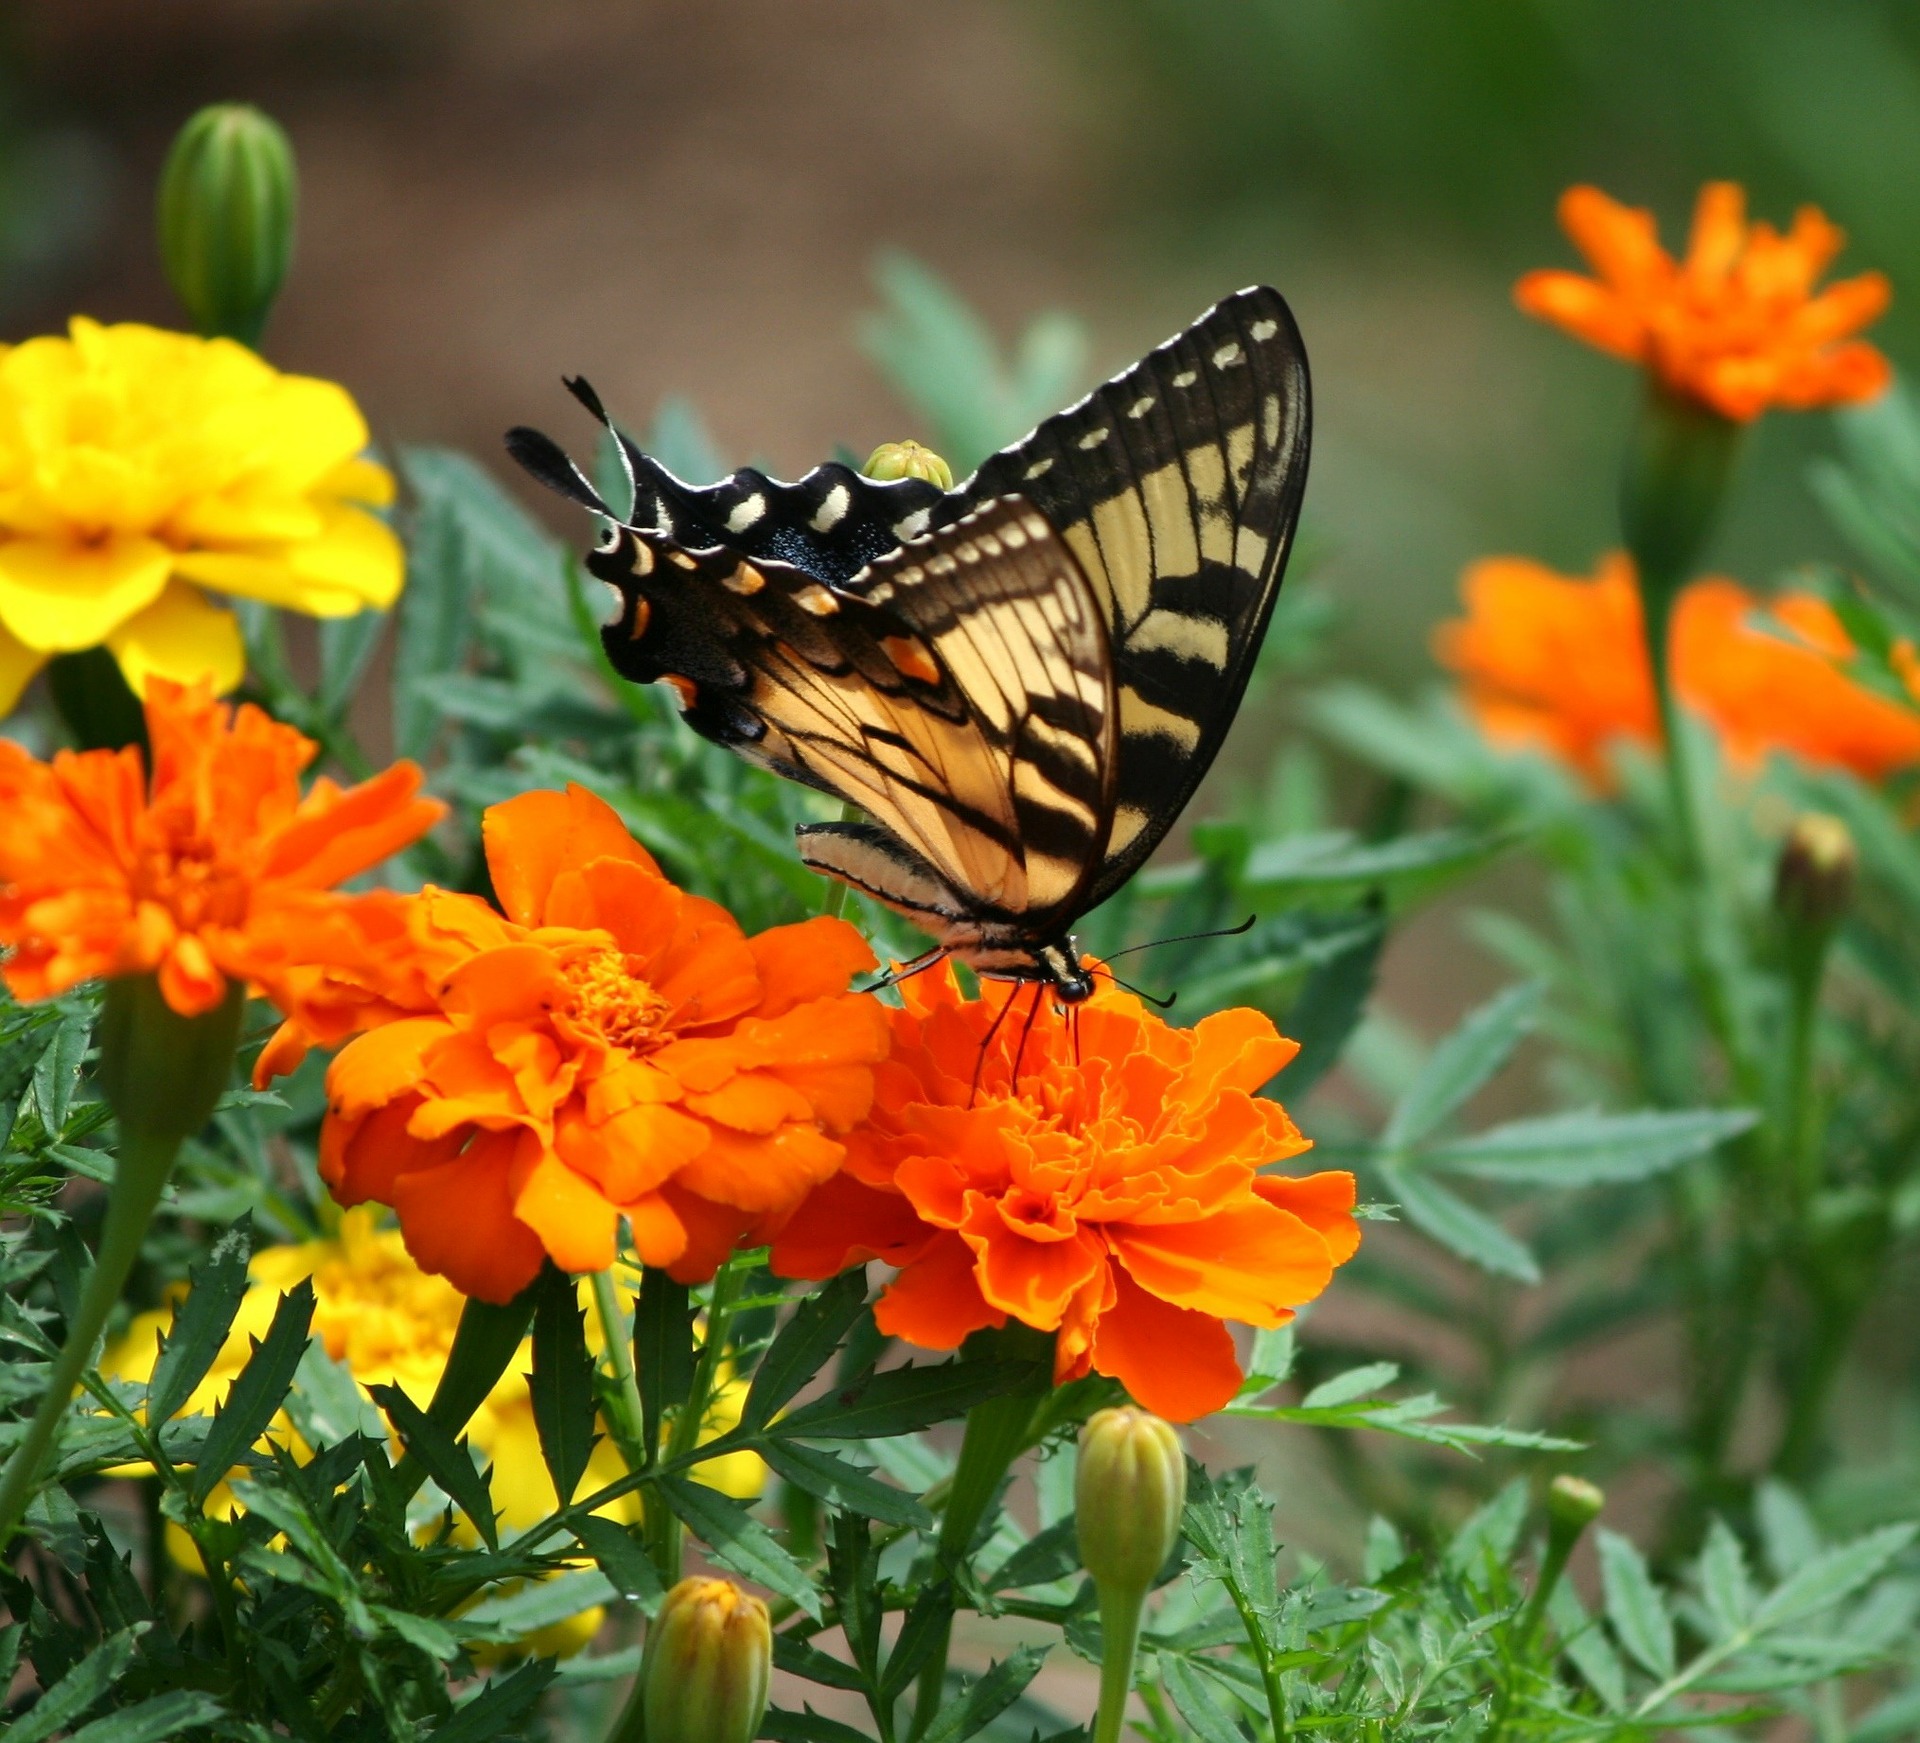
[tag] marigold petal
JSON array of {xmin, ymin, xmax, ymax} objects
[
  {"xmin": 0, "ymin": 533, "xmax": 173, "ymax": 651},
  {"xmin": 157, "ymin": 932, "xmax": 228, "ymax": 1016},
  {"xmin": 104, "ymin": 582, "xmax": 245, "ymax": 699},
  {"xmin": 1111, "ymin": 1196, "xmax": 1334, "ymax": 1325},
  {"xmin": 261, "ymin": 761, "xmax": 444, "ymax": 890},
  {"xmin": 484, "ymin": 785, "xmax": 657, "ymax": 926},
  {"xmin": 770, "ymin": 1170, "xmax": 939, "ymax": 1278},
  {"xmin": 1178, "ymin": 1007, "xmax": 1298, "ymax": 1107},
  {"xmin": 392, "ymin": 1131, "xmax": 546, "ymax": 1303},
  {"xmin": 685, "ymin": 1071, "xmax": 814, "ymax": 1134},
  {"xmin": 1683, "ymin": 181, "xmax": 1747, "ymax": 285},
  {"xmin": 1088, "ymin": 1267, "xmax": 1244, "ymax": 1423},
  {"xmin": 962, "ymin": 1207, "xmax": 1105, "ymax": 1332},
  {"xmin": 1513, "ymin": 270, "xmax": 1647, "ymax": 359},
  {"xmin": 329, "ymin": 1017, "xmax": 456, "ymax": 1117},
  {"xmin": 1558, "ymin": 185, "xmax": 1670, "ymax": 296},
  {"xmin": 657, "ymin": 1184, "xmax": 755, "ymax": 1285},
  {"xmin": 555, "ymin": 1098, "xmax": 708, "ymax": 1202},
  {"xmin": 745, "ymin": 916, "xmax": 878, "ymax": 1017},
  {"xmin": 875, "ymin": 1233, "xmax": 1005, "ymax": 1351},
  {"xmin": 673, "ymin": 1121, "xmax": 843, "ymax": 1214},
  {"xmin": 623, "ymin": 1191, "xmax": 691, "ymax": 1270},
  {"xmin": 765, "ymin": 1062, "xmax": 877, "ymax": 1132},
  {"xmin": 512, "ymin": 1150, "xmax": 620, "ymax": 1275},
  {"xmin": 1254, "ymin": 1170, "xmax": 1360, "ymax": 1266},
  {"xmin": 322, "ymin": 1094, "xmax": 464, "ymax": 1205}
]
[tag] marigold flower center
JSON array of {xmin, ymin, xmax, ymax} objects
[
  {"xmin": 132, "ymin": 834, "xmax": 250, "ymax": 931},
  {"xmin": 561, "ymin": 944, "xmax": 671, "ymax": 1051}
]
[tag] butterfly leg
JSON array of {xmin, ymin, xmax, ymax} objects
[
  {"xmin": 1007, "ymin": 981, "xmax": 1047, "ymax": 1094},
  {"xmin": 968, "ymin": 979, "xmax": 1027, "ymax": 1107},
  {"xmin": 861, "ymin": 945, "xmax": 949, "ymax": 996}
]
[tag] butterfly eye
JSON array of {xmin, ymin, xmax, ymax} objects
[{"xmin": 594, "ymin": 520, "xmax": 623, "ymax": 554}]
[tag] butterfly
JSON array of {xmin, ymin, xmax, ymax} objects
[{"xmin": 506, "ymin": 285, "xmax": 1310, "ymax": 1006}]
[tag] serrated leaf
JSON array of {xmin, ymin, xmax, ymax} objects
[
  {"xmin": 1550, "ymin": 1580, "xmax": 1626, "ymax": 1711},
  {"xmin": 285, "ymin": 1338, "xmax": 385, "ymax": 1451},
  {"xmin": 146, "ymin": 1216, "xmax": 253, "ymax": 1427},
  {"xmin": 371, "ymin": 1381, "xmax": 498, "ymax": 1550},
  {"xmin": 530, "ymin": 1264, "xmax": 599, "ymax": 1506},
  {"xmin": 1161, "ymin": 1652, "xmax": 1247, "ymax": 1743},
  {"xmin": 4, "ymin": 1625, "xmax": 144, "ymax": 1743},
  {"xmin": 189, "ymin": 1281, "xmax": 313, "ymax": 1505},
  {"xmin": 429, "ymin": 1659, "xmax": 561, "ymax": 1743},
  {"xmin": 880, "ymin": 1583, "xmax": 956, "ymax": 1704},
  {"xmin": 1699, "ymin": 1519, "xmax": 1754, "ymax": 1638},
  {"xmin": 1446, "ymin": 1480, "xmax": 1528, "ymax": 1578},
  {"xmin": 635, "ymin": 1268, "xmax": 694, "ymax": 1458},
  {"xmin": 918, "ymin": 1644, "xmax": 1050, "ymax": 1743},
  {"xmin": 745, "ymin": 1270, "xmax": 868, "ymax": 1428},
  {"xmin": 29, "ymin": 1010, "xmax": 90, "ymax": 1138},
  {"xmin": 64, "ymin": 1691, "xmax": 228, "ymax": 1743},
  {"xmin": 762, "ymin": 1708, "xmax": 876, "ymax": 1743},
  {"xmin": 1755, "ymin": 1479, "xmax": 1823, "ymax": 1579},
  {"xmin": 658, "ymin": 1476, "xmax": 820, "ymax": 1618},
  {"xmin": 1382, "ymin": 981, "xmax": 1541, "ymax": 1152},
  {"xmin": 1426, "ymin": 1107, "xmax": 1758, "ymax": 1185},
  {"xmin": 1278, "ymin": 907, "xmax": 1384, "ymax": 1098},
  {"xmin": 1381, "ymin": 1162, "xmax": 1539, "ymax": 1282},
  {"xmin": 374, "ymin": 1604, "xmax": 463, "ymax": 1661},
  {"xmin": 775, "ymin": 1634, "xmax": 871, "ymax": 1694},
  {"xmin": 987, "ymin": 1516, "xmax": 1081, "ymax": 1594},
  {"xmin": 777, "ymin": 1357, "xmax": 1040, "ymax": 1440},
  {"xmin": 1753, "ymin": 1524, "xmax": 1917, "ymax": 1630},
  {"xmin": 1301, "ymin": 1362, "xmax": 1401, "ymax": 1410},
  {"xmin": 572, "ymin": 1514, "xmax": 663, "ymax": 1609},
  {"xmin": 759, "ymin": 1439, "xmax": 931, "ymax": 1529},
  {"xmin": 1599, "ymin": 1527, "xmax": 1675, "ymax": 1679}
]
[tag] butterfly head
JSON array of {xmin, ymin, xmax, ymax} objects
[{"xmin": 1035, "ymin": 940, "xmax": 1095, "ymax": 1005}]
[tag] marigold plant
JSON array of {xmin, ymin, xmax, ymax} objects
[
  {"xmin": 301, "ymin": 784, "xmax": 890, "ymax": 1301},
  {"xmin": 0, "ymin": 677, "xmax": 442, "ymax": 1017},
  {"xmin": 771, "ymin": 966, "xmax": 1358, "ymax": 1421},
  {"xmin": 0, "ymin": 319, "xmax": 403, "ymax": 711},
  {"xmin": 1514, "ymin": 182, "xmax": 1890, "ymax": 421},
  {"xmin": 1435, "ymin": 551, "xmax": 1920, "ymax": 787}
]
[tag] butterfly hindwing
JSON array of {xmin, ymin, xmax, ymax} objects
[{"xmin": 589, "ymin": 495, "xmax": 1116, "ymax": 930}]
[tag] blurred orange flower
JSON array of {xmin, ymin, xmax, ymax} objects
[
  {"xmin": 770, "ymin": 966, "xmax": 1358, "ymax": 1422},
  {"xmin": 1515, "ymin": 182, "xmax": 1890, "ymax": 421},
  {"xmin": 1436, "ymin": 552, "xmax": 1920, "ymax": 787},
  {"xmin": 304, "ymin": 785, "xmax": 891, "ymax": 1303},
  {"xmin": 0, "ymin": 678, "xmax": 441, "ymax": 1017}
]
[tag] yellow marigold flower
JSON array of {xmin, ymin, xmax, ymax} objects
[
  {"xmin": 104, "ymin": 1209, "xmax": 762, "ymax": 1655},
  {"xmin": 0, "ymin": 318, "xmax": 403, "ymax": 712}
]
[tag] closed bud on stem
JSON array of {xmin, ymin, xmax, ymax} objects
[
  {"xmin": 1618, "ymin": 384, "xmax": 1742, "ymax": 604},
  {"xmin": 1077, "ymin": 1406, "xmax": 1186, "ymax": 1591},
  {"xmin": 1546, "ymin": 1473, "xmax": 1605, "ymax": 1540},
  {"xmin": 640, "ymin": 1577, "xmax": 771, "ymax": 1743},
  {"xmin": 1775, "ymin": 813, "xmax": 1857, "ymax": 936},
  {"xmin": 862, "ymin": 439, "xmax": 954, "ymax": 491},
  {"xmin": 157, "ymin": 103, "xmax": 298, "ymax": 348}
]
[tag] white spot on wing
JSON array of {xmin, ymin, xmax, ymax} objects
[
  {"xmin": 894, "ymin": 508, "xmax": 931, "ymax": 539},
  {"xmin": 725, "ymin": 495, "xmax": 766, "ymax": 533},
  {"xmin": 1249, "ymin": 318, "xmax": 1279, "ymax": 341},
  {"xmin": 1024, "ymin": 457, "xmax": 1054, "ymax": 480},
  {"xmin": 811, "ymin": 484, "xmax": 850, "ymax": 532},
  {"xmin": 1077, "ymin": 427, "xmax": 1109, "ymax": 450},
  {"xmin": 1212, "ymin": 341, "xmax": 1244, "ymax": 369},
  {"xmin": 1171, "ymin": 369, "xmax": 1198, "ymax": 388},
  {"xmin": 1127, "ymin": 395, "xmax": 1155, "ymax": 419}
]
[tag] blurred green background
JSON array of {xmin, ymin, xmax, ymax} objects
[{"xmin": 8, "ymin": 0, "xmax": 1914, "ymax": 695}]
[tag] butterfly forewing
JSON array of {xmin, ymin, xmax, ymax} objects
[
  {"xmin": 965, "ymin": 286, "xmax": 1310, "ymax": 903},
  {"xmin": 591, "ymin": 496, "xmax": 1115, "ymax": 927}
]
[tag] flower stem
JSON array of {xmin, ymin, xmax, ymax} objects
[
  {"xmin": 653, "ymin": 1253, "xmax": 749, "ymax": 1588},
  {"xmin": 1091, "ymin": 1583, "xmax": 1147, "ymax": 1743},
  {"xmin": 593, "ymin": 1269, "xmax": 650, "ymax": 1473},
  {"xmin": 0, "ymin": 1130, "xmax": 178, "ymax": 1549}
]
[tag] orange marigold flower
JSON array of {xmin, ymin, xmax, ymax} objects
[
  {"xmin": 307, "ymin": 784, "xmax": 891, "ymax": 1303},
  {"xmin": 1515, "ymin": 182, "xmax": 1891, "ymax": 421},
  {"xmin": 769, "ymin": 967, "xmax": 1359, "ymax": 1423},
  {"xmin": 0, "ymin": 678, "xmax": 442, "ymax": 1017},
  {"xmin": 1435, "ymin": 552, "xmax": 1920, "ymax": 788}
]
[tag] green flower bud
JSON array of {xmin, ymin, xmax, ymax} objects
[
  {"xmin": 1618, "ymin": 383, "xmax": 1742, "ymax": 600},
  {"xmin": 1076, "ymin": 1406, "xmax": 1186, "ymax": 1593},
  {"xmin": 1546, "ymin": 1474, "xmax": 1605, "ymax": 1537},
  {"xmin": 157, "ymin": 103, "xmax": 298, "ymax": 348},
  {"xmin": 642, "ymin": 1577, "xmax": 771, "ymax": 1743},
  {"xmin": 863, "ymin": 439, "xmax": 954, "ymax": 491},
  {"xmin": 1775, "ymin": 812, "xmax": 1857, "ymax": 935}
]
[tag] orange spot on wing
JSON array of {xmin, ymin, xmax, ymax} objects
[{"xmin": 881, "ymin": 635, "xmax": 941, "ymax": 686}]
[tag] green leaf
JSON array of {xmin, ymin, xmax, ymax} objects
[
  {"xmin": 879, "ymin": 1584, "xmax": 957, "ymax": 1704},
  {"xmin": 4, "ymin": 1625, "xmax": 144, "ymax": 1743},
  {"xmin": 1300, "ymin": 1362, "xmax": 1401, "ymax": 1410},
  {"xmin": 1754, "ymin": 1479, "xmax": 1823, "ymax": 1579},
  {"xmin": 1380, "ymin": 1162, "xmax": 1539, "ymax": 1282},
  {"xmin": 189, "ymin": 1281, "xmax": 314, "ymax": 1505},
  {"xmin": 424, "ymin": 1284, "xmax": 540, "ymax": 1444},
  {"xmin": 1549, "ymin": 1580, "xmax": 1626, "ymax": 1711},
  {"xmin": 1281, "ymin": 908, "xmax": 1385, "ymax": 1098},
  {"xmin": 1381, "ymin": 982, "xmax": 1541, "ymax": 1151},
  {"xmin": 917, "ymin": 1644, "xmax": 1051, "ymax": 1743},
  {"xmin": 373, "ymin": 1605, "xmax": 463, "ymax": 1662},
  {"xmin": 64, "ymin": 1691, "xmax": 229, "ymax": 1743},
  {"xmin": 1598, "ymin": 1527, "xmax": 1675, "ymax": 1679},
  {"xmin": 1161, "ymin": 1652, "xmax": 1251, "ymax": 1743},
  {"xmin": 370, "ymin": 1381, "xmax": 499, "ymax": 1550},
  {"xmin": 316, "ymin": 608, "xmax": 388, "ymax": 722},
  {"xmin": 0, "ymin": 1001, "xmax": 64, "ymax": 1149},
  {"xmin": 1752, "ymin": 1524, "xmax": 1917, "ymax": 1630},
  {"xmin": 1425, "ymin": 1107, "xmax": 1759, "ymax": 1186},
  {"xmin": 571, "ymin": 1514, "xmax": 664, "ymax": 1609},
  {"xmin": 775, "ymin": 1634, "xmax": 871, "ymax": 1695},
  {"xmin": 763, "ymin": 1709, "xmax": 876, "ymax": 1743},
  {"xmin": 658, "ymin": 1476, "xmax": 821, "ymax": 1619},
  {"xmin": 530, "ymin": 1265, "xmax": 599, "ymax": 1506},
  {"xmin": 745, "ymin": 1270, "xmax": 868, "ymax": 1429},
  {"xmin": 777, "ymin": 1357, "xmax": 1042, "ymax": 1440},
  {"xmin": 285, "ymin": 1338, "xmax": 386, "ymax": 1451},
  {"xmin": 759, "ymin": 1439, "xmax": 932, "ymax": 1530},
  {"xmin": 1699, "ymin": 1519, "xmax": 1754, "ymax": 1638},
  {"xmin": 29, "ymin": 1009, "xmax": 90, "ymax": 1137},
  {"xmin": 635, "ymin": 1268, "xmax": 694, "ymax": 1458},
  {"xmin": 146, "ymin": 1215, "xmax": 253, "ymax": 1427},
  {"xmin": 429, "ymin": 1659, "xmax": 561, "ymax": 1743},
  {"xmin": 1445, "ymin": 1479, "xmax": 1527, "ymax": 1578},
  {"xmin": 986, "ymin": 1517, "xmax": 1082, "ymax": 1594}
]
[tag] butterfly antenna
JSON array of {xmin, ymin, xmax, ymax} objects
[
  {"xmin": 860, "ymin": 946, "xmax": 947, "ymax": 997},
  {"xmin": 1089, "ymin": 966, "xmax": 1178, "ymax": 1011},
  {"xmin": 1006, "ymin": 982, "xmax": 1046, "ymax": 1093},
  {"xmin": 1104, "ymin": 914, "xmax": 1258, "ymax": 965},
  {"xmin": 564, "ymin": 374, "xmax": 640, "ymax": 523}
]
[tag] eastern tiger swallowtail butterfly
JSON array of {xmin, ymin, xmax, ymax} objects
[{"xmin": 505, "ymin": 286, "xmax": 1310, "ymax": 1005}]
